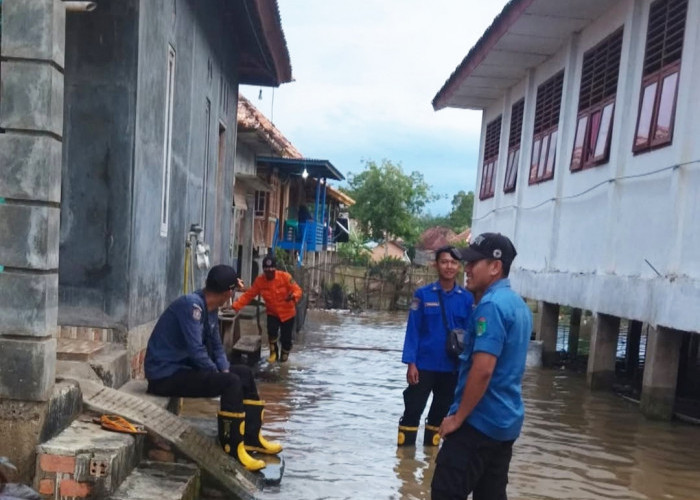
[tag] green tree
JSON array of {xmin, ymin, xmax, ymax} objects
[
  {"xmin": 448, "ymin": 190, "xmax": 474, "ymax": 231},
  {"xmin": 344, "ymin": 159, "xmax": 438, "ymax": 242}
]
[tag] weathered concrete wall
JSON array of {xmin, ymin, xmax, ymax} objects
[
  {"xmin": 470, "ymin": 0, "xmax": 700, "ymax": 334},
  {"xmin": 58, "ymin": 0, "xmax": 241, "ymax": 334}
]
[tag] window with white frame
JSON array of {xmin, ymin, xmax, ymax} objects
[
  {"xmin": 633, "ymin": 0, "xmax": 687, "ymax": 153},
  {"xmin": 201, "ymin": 98, "xmax": 211, "ymax": 231},
  {"xmin": 529, "ymin": 71, "xmax": 564, "ymax": 185},
  {"xmin": 504, "ymin": 99, "xmax": 524, "ymax": 193},
  {"xmin": 254, "ymin": 191, "xmax": 268, "ymax": 217},
  {"xmin": 160, "ymin": 45, "xmax": 176, "ymax": 237},
  {"xmin": 479, "ymin": 116, "xmax": 501, "ymax": 200},
  {"xmin": 571, "ymin": 28, "xmax": 623, "ymax": 172}
]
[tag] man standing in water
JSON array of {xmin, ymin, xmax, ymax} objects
[
  {"xmin": 145, "ymin": 265, "xmax": 282, "ymax": 471},
  {"xmin": 398, "ymin": 246, "xmax": 474, "ymax": 447},
  {"xmin": 233, "ymin": 255, "xmax": 303, "ymax": 363},
  {"xmin": 431, "ymin": 233, "xmax": 531, "ymax": 500}
]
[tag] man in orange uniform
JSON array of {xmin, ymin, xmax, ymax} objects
[{"xmin": 233, "ymin": 255, "xmax": 303, "ymax": 362}]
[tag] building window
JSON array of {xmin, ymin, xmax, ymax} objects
[
  {"xmin": 634, "ymin": 0, "xmax": 687, "ymax": 153},
  {"xmin": 254, "ymin": 191, "xmax": 268, "ymax": 217},
  {"xmin": 529, "ymin": 71, "xmax": 564, "ymax": 185},
  {"xmin": 504, "ymin": 99, "xmax": 524, "ymax": 193},
  {"xmin": 570, "ymin": 28, "xmax": 623, "ymax": 172},
  {"xmin": 201, "ymin": 98, "xmax": 211, "ymax": 231},
  {"xmin": 160, "ymin": 45, "xmax": 176, "ymax": 237},
  {"xmin": 479, "ymin": 116, "xmax": 502, "ymax": 200}
]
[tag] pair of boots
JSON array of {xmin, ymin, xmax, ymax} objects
[
  {"xmin": 217, "ymin": 399, "xmax": 282, "ymax": 471},
  {"xmin": 268, "ymin": 339, "xmax": 290, "ymax": 363},
  {"xmin": 397, "ymin": 419, "xmax": 441, "ymax": 447}
]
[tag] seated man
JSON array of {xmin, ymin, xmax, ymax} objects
[{"xmin": 144, "ymin": 264, "xmax": 282, "ymax": 471}]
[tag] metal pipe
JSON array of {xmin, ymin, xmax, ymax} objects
[{"xmin": 63, "ymin": 1, "xmax": 97, "ymax": 12}]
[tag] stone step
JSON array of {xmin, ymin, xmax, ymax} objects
[
  {"xmin": 231, "ymin": 336, "xmax": 262, "ymax": 367},
  {"xmin": 34, "ymin": 418, "xmax": 142, "ymax": 498},
  {"xmin": 57, "ymin": 339, "xmax": 105, "ymax": 361},
  {"xmin": 90, "ymin": 345, "xmax": 130, "ymax": 389},
  {"xmin": 119, "ymin": 379, "xmax": 182, "ymax": 415},
  {"xmin": 107, "ymin": 461, "xmax": 200, "ymax": 500}
]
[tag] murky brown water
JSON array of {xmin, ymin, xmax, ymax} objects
[{"xmin": 182, "ymin": 310, "xmax": 700, "ymax": 500}]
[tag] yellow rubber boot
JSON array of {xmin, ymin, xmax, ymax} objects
[
  {"xmin": 217, "ymin": 411, "xmax": 266, "ymax": 471},
  {"xmin": 424, "ymin": 424, "xmax": 441, "ymax": 446},
  {"xmin": 243, "ymin": 399, "xmax": 283, "ymax": 455},
  {"xmin": 268, "ymin": 340, "xmax": 279, "ymax": 363}
]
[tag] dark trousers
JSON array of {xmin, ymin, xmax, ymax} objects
[
  {"xmin": 401, "ymin": 370, "xmax": 457, "ymax": 427},
  {"xmin": 147, "ymin": 365, "xmax": 258, "ymax": 413},
  {"xmin": 431, "ymin": 423, "xmax": 514, "ymax": 500},
  {"xmin": 267, "ymin": 315, "xmax": 295, "ymax": 351}
]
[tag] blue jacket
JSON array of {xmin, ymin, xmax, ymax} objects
[
  {"xmin": 145, "ymin": 290, "xmax": 230, "ymax": 380},
  {"xmin": 402, "ymin": 281, "xmax": 473, "ymax": 372},
  {"xmin": 449, "ymin": 279, "xmax": 532, "ymax": 441}
]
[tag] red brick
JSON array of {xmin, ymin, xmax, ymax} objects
[
  {"xmin": 38, "ymin": 479, "xmax": 55, "ymax": 495},
  {"xmin": 148, "ymin": 448, "xmax": 176, "ymax": 462},
  {"xmin": 60, "ymin": 479, "xmax": 92, "ymax": 497},
  {"xmin": 39, "ymin": 454, "xmax": 76, "ymax": 473}
]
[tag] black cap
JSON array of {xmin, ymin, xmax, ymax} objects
[
  {"xmin": 205, "ymin": 265, "xmax": 238, "ymax": 292},
  {"xmin": 262, "ymin": 255, "xmax": 276, "ymax": 269},
  {"xmin": 459, "ymin": 233, "xmax": 517, "ymax": 265}
]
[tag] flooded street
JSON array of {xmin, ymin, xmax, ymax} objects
[{"xmin": 183, "ymin": 310, "xmax": 700, "ymax": 499}]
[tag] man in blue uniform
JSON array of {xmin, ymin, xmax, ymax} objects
[
  {"xmin": 145, "ymin": 265, "xmax": 281, "ymax": 472},
  {"xmin": 398, "ymin": 246, "xmax": 474, "ymax": 447},
  {"xmin": 431, "ymin": 233, "xmax": 532, "ymax": 500}
]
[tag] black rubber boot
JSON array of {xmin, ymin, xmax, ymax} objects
[
  {"xmin": 217, "ymin": 411, "xmax": 265, "ymax": 471},
  {"xmin": 424, "ymin": 423, "xmax": 441, "ymax": 446},
  {"xmin": 280, "ymin": 349, "xmax": 290, "ymax": 362},
  {"xmin": 243, "ymin": 399, "xmax": 283, "ymax": 454},
  {"xmin": 397, "ymin": 418, "xmax": 418, "ymax": 447}
]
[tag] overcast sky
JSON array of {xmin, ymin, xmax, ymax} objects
[{"xmin": 241, "ymin": 1, "xmax": 509, "ymax": 215}]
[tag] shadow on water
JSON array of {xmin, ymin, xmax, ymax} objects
[{"xmin": 182, "ymin": 310, "xmax": 700, "ymax": 500}]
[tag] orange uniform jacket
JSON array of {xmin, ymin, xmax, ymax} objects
[{"xmin": 233, "ymin": 271, "xmax": 303, "ymax": 322}]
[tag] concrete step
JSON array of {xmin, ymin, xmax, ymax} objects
[
  {"xmin": 119, "ymin": 379, "xmax": 182, "ymax": 415},
  {"xmin": 90, "ymin": 345, "xmax": 130, "ymax": 389},
  {"xmin": 34, "ymin": 418, "xmax": 142, "ymax": 498},
  {"xmin": 57, "ymin": 339, "xmax": 105, "ymax": 361},
  {"xmin": 108, "ymin": 461, "xmax": 200, "ymax": 500}
]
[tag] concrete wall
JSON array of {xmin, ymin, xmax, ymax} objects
[
  {"xmin": 59, "ymin": 0, "xmax": 241, "ymax": 334},
  {"xmin": 471, "ymin": 0, "xmax": 700, "ymax": 333}
]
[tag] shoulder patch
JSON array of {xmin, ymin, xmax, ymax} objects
[
  {"xmin": 410, "ymin": 297, "xmax": 421, "ymax": 311},
  {"xmin": 476, "ymin": 316, "xmax": 487, "ymax": 336},
  {"xmin": 192, "ymin": 305, "xmax": 202, "ymax": 321}
]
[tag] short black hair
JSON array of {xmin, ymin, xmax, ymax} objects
[{"xmin": 434, "ymin": 245, "xmax": 461, "ymax": 262}]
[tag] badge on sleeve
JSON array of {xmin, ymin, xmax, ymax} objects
[
  {"xmin": 476, "ymin": 317, "xmax": 487, "ymax": 336},
  {"xmin": 192, "ymin": 305, "xmax": 202, "ymax": 321},
  {"xmin": 410, "ymin": 297, "xmax": 421, "ymax": 311}
]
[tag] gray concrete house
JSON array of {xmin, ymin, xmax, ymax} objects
[{"xmin": 0, "ymin": 0, "xmax": 291, "ymax": 476}]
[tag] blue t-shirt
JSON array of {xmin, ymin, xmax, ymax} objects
[
  {"xmin": 448, "ymin": 278, "xmax": 532, "ymax": 441},
  {"xmin": 145, "ymin": 290, "xmax": 230, "ymax": 380},
  {"xmin": 402, "ymin": 281, "xmax": 474, "ymax": 372}
]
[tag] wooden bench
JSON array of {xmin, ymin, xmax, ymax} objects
[{"xmin": 230, "ymin": 336, "xmax": 262, "ymax": 366}]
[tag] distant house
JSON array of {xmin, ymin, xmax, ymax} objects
[
  {"xmin": 414, "ymin": 226, "xmax": 457, "ymax": 266},
  {"xmin": 366, "ymin": 241, "xmax": 411, "ymax": 264}
]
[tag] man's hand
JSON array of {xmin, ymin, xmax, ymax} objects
[
  {"xmin": 439, "ymin": 414, "xmax": 463, "ymax": 437},
  {"xmin": 236, "ymin": 278, "xmax": 245, "ymax": 290},
  {"xmin": 406, "ymin": 363, "xmax": 419, "ymax": 385}
]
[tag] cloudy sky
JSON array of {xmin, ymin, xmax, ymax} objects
[{"xmin": 241, "ymin": 1, "xmax": 509, "ymax": 215}]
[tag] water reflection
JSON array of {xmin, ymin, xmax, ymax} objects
[{"xmin": 181, "ymin": 310, "xmax": 700, "ymax": 500}]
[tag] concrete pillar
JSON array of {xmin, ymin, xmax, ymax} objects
[
  {"xmin": 626, "ymin": 320, "xmax": 642, "ymax": 378},
  {"xmin": 568, "ymin": 308, "xmax": 582, "ymax": 357},
  {"xmin": 640, "ymin": 326, "xmax": 682, "ymax": 420},
  {"xmin": 586, "ymin": 313, "xmax": 620, "ymax": 390},
  {"xmin": 0, "ymin": 0, "xmax": 65, "ymax": 402},
  {"xmin": 536, "ymin": 302, "xmax": 559, "ymax": 366}
]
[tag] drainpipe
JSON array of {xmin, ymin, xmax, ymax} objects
[{"xmin": 63, "ymin": 1, "xmax": 97, "ymax": 12}]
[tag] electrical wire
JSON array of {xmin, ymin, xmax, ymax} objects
[{"xmin": 472, "ymin": 158, "xmax": 700, "ymax": 222}]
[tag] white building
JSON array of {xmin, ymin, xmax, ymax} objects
[{"xmin": 434, "ymin": 0, "xmax": 699, "ymax": 420}]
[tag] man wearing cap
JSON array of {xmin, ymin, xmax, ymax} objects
[
  {"xmin": 431, "ymin": 233, "xmax": 532, "ymax": 499},
  {"xmin": 397, "ymin": 246, "xmax": 474, "ymax": 448},
  {"xmin": 233, "ymin": 255, "xmax": 303, "ymax": 363},
  {"xmin": 145, "ymin": 264, "xmax": 282, "ymax": 472}
]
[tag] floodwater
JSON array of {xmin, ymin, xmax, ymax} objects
[{"xmin": 182, "ymin": 310, "xmax": 700, "ymax": 500}]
